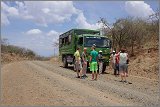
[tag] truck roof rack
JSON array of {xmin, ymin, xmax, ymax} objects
[{"xmin": 59, "ymin": 29, "xmax": 100, "ymax": 38}]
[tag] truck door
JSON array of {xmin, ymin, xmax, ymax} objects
[{"xmin": 77, "ymin": 37, "xmax": 84, "ymax": 51}]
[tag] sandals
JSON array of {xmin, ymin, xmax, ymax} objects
[
  {"xmin": 119, "ymin": 80, "xmax": 123, "ymax": 82},
  {"xmin": 124, "ymin": 80, "xmax": 127, "ymax": 83},
  {"xmin": 76, "ymin": 76, "xmax": 80, "ymax": 78}
]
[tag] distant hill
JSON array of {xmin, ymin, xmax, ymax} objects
[{"xmin": 1, "ymin": 44, "xmax": 50, "ymax": 64}]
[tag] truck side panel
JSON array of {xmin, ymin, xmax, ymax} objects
[{"xmin": 59, "ymin": 30, "xmax": 76, "ymax": 64}]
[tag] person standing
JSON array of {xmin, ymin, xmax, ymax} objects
[
  {"xmin": 110, "ymin": 50, "xmax": 116, "ymax": 75},
  {"xmin": 126, "ymin": 59, "xmax": 129, "ymax": 77},
  {"xmin": 81, "ymin": 48, "xmax": 88, "ymax": 78},
  {"xmin": 118, "ymin": 48, "xmax": 128, "ymax": 82},
  {"xmin": 90, "ymin": 45, "xmax": 98, "ymax": 80},
  {"xmin": 115, "ymin": 51, "xmax": 120, "ymax": 76},
  {"xmin": 98, "ymin": 50, "xmax": 103, "ymax": 75},
  {"xmin": 74, "ymin": 47, "xmax": 83, "ymax": 78}
]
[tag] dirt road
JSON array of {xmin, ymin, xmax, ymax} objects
[{"xmin": 1, "ymin": 61, "xmax": 159, "ymax": 106}]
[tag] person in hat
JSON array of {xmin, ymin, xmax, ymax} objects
[
  {"xmin": 110, "ymin": 50, "xmax": 116, "ymax": 75},
  {"xmin": 98, "ymin": 50, "xmax": 103, "ymax": 75}
]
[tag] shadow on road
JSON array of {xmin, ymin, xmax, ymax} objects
[
  {"xmin": 59, "ymin": 65, "xmax": 110, "ymax": 75},
  {"xmin": 60, "ymin": 66, "xmax": 74, "ymax": 71}
]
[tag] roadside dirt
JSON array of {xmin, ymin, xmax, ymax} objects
[
  {"xmin": 1, "ymin": 61, "xmax": 159, "ymax": 106},
  {"xmin": 1, "ymin": 53, "xmax": 32, "ymax": 65},
  {"xmin": 128, "ymin": 48, "xmax": 159, "ymax": 80}
]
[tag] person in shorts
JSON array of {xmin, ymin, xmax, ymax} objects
[
  {"xmin": 81, "ymin": 48, "xmax": 88, "ymax": 78},
  {"xmin": 74, "ymin": 47, "xmax": 83, "ymax": 78},
  {"xmin": 126, "ymin": 59, "xmax": 129, "ymax": 77},
  {"xmin": 110, "ymin": 50, "xmax": 116, "ymax": 75},
  {"xmin": 118, "ymin": 48, "xmax": 128, "ymax": 82},
  {"xmin": 90, "ymin": 45, "xmax": 98, "ymax": 80},
  {"xmin": 115, "ymin": 51, "xmax": 120, "ymax": 76}
]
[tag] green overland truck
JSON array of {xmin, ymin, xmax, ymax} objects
[{"xmin": 59, "ymin": 29, "xmax": 111, "ymax": 72}]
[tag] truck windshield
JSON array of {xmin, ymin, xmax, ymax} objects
[{"xmin": 84, "ymin": 36, "xmax": 110, "ymax": 48}]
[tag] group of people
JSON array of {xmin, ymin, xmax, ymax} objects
[
  {"xmin": 74, "ymin": 47, "xmax": 88, "ymax": 79},
  {"xmin": 74, "ymin": 45, "xmax": 129, "ymax": 82},
  {"xmin": 110, "ymin": 49, "xmax": 129, "ymax": 82},
  {"xmin": 74, "ymin": 45, "xmax": 102, "ymax": 80}
]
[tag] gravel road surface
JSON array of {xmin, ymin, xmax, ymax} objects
[{"xmin": 1, "ymin": 61, "xmax": 159, "ymax": 106}]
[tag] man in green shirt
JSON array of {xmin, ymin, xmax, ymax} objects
[{"xmin": 90, "ymin": 45, "xmax": 98, "ymax": 80}]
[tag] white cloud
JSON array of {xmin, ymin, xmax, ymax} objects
[
  {"xmin": 75, "ymin": 10, "xmax": 100, "ymax": 30},
  {"xmin": 15, "ymin": 1, "xmax": 34, "ymax": 20},
  {"xmin": 1, "ymin": 1, "xmax": 77, "ymax": 27},
  {"xmin": 24, "ymin": 29, "xmax": 60, "ymax": 56},
  {"xmin": 16, "ymin": 1, "xmax": 77, "ymax": 26},
  {"xmin": 1, "ymin": 2, "xmax": 17, "ymax": 26},
  {"xmin": 26, "ymin": 29, "xmax": 42, "ymax": 35},
  {"xmin": 1, "ymin": 2, "xmax": 19, "ymax": 16},
  {"xmin": 125, "ymin": 1, "xmax": 155, "ymax": 19},
  {"xmin": 47, "ymin": 30, "xmax": 60, "ymax": 36},
  {"xmin": 7, "ymin": 7, "xmax": 19, "ymax": 16},
  {"xmin": 1, "ymin": 12, "xmax": 10, "ymax": 26},
  {"xmin": 1, "ymin": 1, "xmax": 100, "ymax": 29},
  {"xmin": 9, "ymin": 29, "xmax": 60, "ymax": 56},
  {"xmin": 42, "ymin": 8, "xmax": 50, "ymax": 14}
]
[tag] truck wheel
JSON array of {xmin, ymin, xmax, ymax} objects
[
  {"xmin": 87, "ymin": 62, "xmax": 90, "ymax": 72},
  {"xmin": 63, "ymin": 57, "xmax": 68, "ymax": 68},
  {"xmin": 102, "ymin": 63, "xmax": 106, "ymax": 73}
]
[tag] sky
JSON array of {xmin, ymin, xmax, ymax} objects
[{"xmin": 1, "ymin": 1, "xmax": 159, "ymax": 57}]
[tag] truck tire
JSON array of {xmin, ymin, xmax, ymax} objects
[
  {"xmin": 87, "ymin": 62, "xmax": 90, "ymax": 72},
  {"xmin": 102, "ymin": 63, "xmax": 106, "ymax": 73},
  {"xmin": 63, "ymin": 57, "xmax": 68, "ymax": 68}
]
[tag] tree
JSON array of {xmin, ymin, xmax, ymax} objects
[
  {"xmin": 97, "ymin": 18, "xmax": 113, "ymax": 50},
  {"xmin": 97, "ymin": 16, "xmax": 158, "ymax": 56},
  {"xmin": 111, "ymin": 18, "xmax": 130, "ymax": 50}
]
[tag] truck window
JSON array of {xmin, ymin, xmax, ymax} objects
[
  {"xmin": 62, "ymin": 38, "xmax": 65, "ymax": 46},
  {"xmin": 65, "ymin": 35, "xmax": 72, "ymax": 45},
  {"xmin": 78, "ymin": 37, "xmax": 83, "ymax": 45},
  {"xmin": 68, "ymin": 35, "xmax": 72, "ymax": 43},
  {"xmin": 59, "ymin": 38, "xmax": 62, "ymax": 47},
  {"xmin": 65, "ymin": 36, "xmax": 68, "ymax": 45}
]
